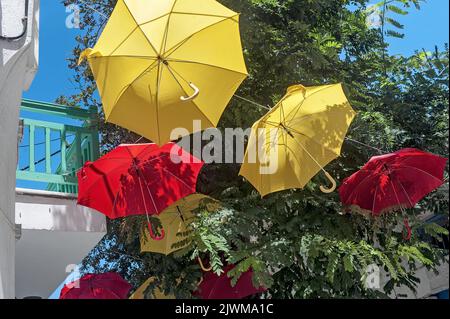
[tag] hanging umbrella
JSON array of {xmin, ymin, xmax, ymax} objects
[
  {"xmin": 239, "ymin": 84, "xmax": 356, "ymax": 196},
  {"xmin": 59, "ymin": 272, "xmax": 131, "ymax": 299},
  {"xmin": 77, "ymin": 143, "xmax": 204, "ymax": 220},
  {"xmin": 79, "ymin": 0, "xmax": 248, "ymax": 145},
  {"xmin": 339, "ymin": 148, "xmax": 448, "ymax": 216},
  {"xmin": 140, "ymin": 194, "xmax": 218, "ymax": 255},
  {"xmin": 194, "ymin": 265, "xmax": 266, "ymax": 299},
  {"xmin": 129, "ymin": 277, "xmax": 175, "ymax": 299}
]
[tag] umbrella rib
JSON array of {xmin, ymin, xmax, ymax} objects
[
  {"xmin": 164, "ymin": 62, "xmax": 190, "ymax": 92},
  {"xmin": 372, "ymin": 185, "xmax": 379, "ymax": 213},
  {"xmin": 81, "ymin": 161, "xmax": 131, "ymax": 206},
  {"xmin": 163, "ymin": 14, "xmax": 240, "ymax": 57},
  {"xmin": 111, "ymin": 185, "xmax": 122, "ymax": 218},
  {"xmin": 392, "ymin": 165, "xmax": 444, "ymax": 184},
  {"xmin": 108, "ymin": 25, "xmax": 138, "ymax": 56},
  {"xmin": 107, "ymin": 61, "xmax": 159, "ymax": 120},
  {"xmin": 389, "ymin": 179, "xmax": 407, "ymax": 213},
  {"xmin": 89, "ymin": 55, "xmax": 158, "ymax": 60},
  {"xmin": 285, "ymin": 102, "xmax": 355, "ymax": 129},
  {"xmin": 396, "ymin": 179, "xmax": 416, "ymax": 208},
  {"xmin": 283, "ymin": 140, "xmax": 311, "ymax": 186},
  {"xmin": 137, "ymin": 12, "xmax": 171, "ymax": 27},
  {"xmin": 121, "ymin": 0, "xmax": 159, "ymax": 56},
  {"xmin": 137, "ymin": 168, "xmax": 159, "ymax": 218},
  {"xmin": 159, "ymin": 63, "xmax": 216, "ymax": 127},
  {"xmin": 283, "ymin": 85, "xmax": 337, "ymax": 123},
  {"xmin": 345, "ymin": 172, "xmax": 383, "ymax": 204},
  {"xmin": 154, "ymin": 61, "xmax": 164, "ymax": 144},
  {"xmin": 259, "ymin": 125, "xmax": 282, "ymax": 191},
  {"xmin": 130, "ymin": 144, "xmax": 156, "ymax": 161},
  {"xmin": 171, "ymin": 12, "xmax": 239, "ymax": 20},
  {"xmin": 166, "ymin": 58, "xmax": 249, "ymax": 76},
  {"xmin": 289, "ymin": 127, "xmax": 341, "ymax": 157},
  {"xmin": 161, "ymin": 167, "xmax": 195, "ymax": 192},
  {"xmin": 160, "ymin": 0, "xmax": 179, "ymax": 56},
  {"xmin": 122, "ymin": 145, "xmax": 160, "ymax": 216}
]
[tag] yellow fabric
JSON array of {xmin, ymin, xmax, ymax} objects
[
  {"xmin": 129, "ymin": 277, "xmax": 175, "ymax": 299},
  {"xmin": 80, "ymin": 0, "xmax": 248, "ymax": 145},
  {"xmin": 239, "ymin": 83, "xmax": 357, "ymax": 197},
  {"xmin": 140, "ymin": 194, "xmax": 216, "ymax": 255}
]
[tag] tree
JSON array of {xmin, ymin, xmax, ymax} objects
[{"xmin": 59, "ymin": 0, "xmax": 448, "ymax": 298}]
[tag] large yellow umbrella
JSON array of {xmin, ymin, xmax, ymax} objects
[
  {"xmin": 129, "ymin": 277, "xmax": 176, "ymax": 299},
  {"xmin": 79, "ymin": 0, "xmax": 248, "ymax": 145},
  {"xmin": 140, "ymin": 194, "xmax": 217, "ymax": 255},
  {"xmin": 239, "ymin": 84, "xmax": 356, "ymax": 197}
]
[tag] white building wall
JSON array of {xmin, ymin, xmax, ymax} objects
[
  {"xmin": 0, "ymin": 0, "xmax": 39, "ymax": 299},
  {"xmin": 15, "ymin": 189, "xmax": 106, "ymax": 299}
]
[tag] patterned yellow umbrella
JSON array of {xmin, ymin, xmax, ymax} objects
[
  {"xmin": 140, "ymin": 194, "xmax": 217, "ymax": 255},
  {"xmin": 79, "ymin": 0, "xmax": 248, "ymax": 145},
  {"xmin": 239, "ymin": 84, "xmax": 356, "ymax": 197}
]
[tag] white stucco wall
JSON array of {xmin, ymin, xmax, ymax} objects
[
  {"xmin": 0, "ymin": 0, "xmax": 39, "ymax": 299},
  {"xmin": 15, "ymin": 189, "xmax": 106, "ymax": 299}
]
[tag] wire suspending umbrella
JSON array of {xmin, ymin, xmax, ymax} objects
[
  {"xmin": 77, "ymin": 143, "xmax": 204, "ymax": 221},
  {"xmin": 79, "ymin": 0, "xmax": 248, "ymax": 145},
  {"xmin": 240, "ymin": 84, "xmax": 356, "ymax": 196},
  {"xmin": 59, "ymin": 273, "xmax": 132, "ymax": 299}
]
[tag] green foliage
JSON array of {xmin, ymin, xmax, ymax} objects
[
  {"xmin": 61, "ymin": 0, "xmax": 448, "ymax": 299},
  {"xmin": 369, "ymin": 0, "xmax": 422, "ymax": 39}
]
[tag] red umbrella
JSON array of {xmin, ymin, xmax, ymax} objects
[
  {"xmin": 195, "ymin": 265, "xmax": 266, "ymax": 299},
  {"xmin": 77, "ymin": 143, "xmax": 204, "ymax": 221},
  {"xmin": 339, "ymin": 148, "xmax": 447, "ymax": 216},
  {"xmin": 59, "ymin": 272, "xmax": 131, "ymax": 299}
]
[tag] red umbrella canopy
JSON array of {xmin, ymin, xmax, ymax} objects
[
  {"xmin": 59, "ymin": 272, "xmax": 131, "ymax": 299},
  {"xmin": 339, "ymin": 148, "xmax": 447, "ymax": 216},
  {"xmin": 77, "ymin": 143, "xmax": 204, "ymax": 219},
  {"xmin": 195, "ymin": 265, "xmax": 266, "ymax": 299}
]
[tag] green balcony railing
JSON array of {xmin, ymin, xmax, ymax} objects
[{"xmin": 17, "ymin": 99, "xmax": 100, "ymax": 194}]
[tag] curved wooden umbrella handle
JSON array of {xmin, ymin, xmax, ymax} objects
[
  {"xmin": 197, "ymin": 257, "xmax": 212, "ymax": 272},
  {"xmin": 148, "ymin": 222, "xmax": 165, "ymax": 241},
  {"xmin": 180, "ymin": 83, "xmax": 200, "ymax": 102},
  {"xmin": 320, "ymin": 171, "xmax": 337, "ymax": 194}
]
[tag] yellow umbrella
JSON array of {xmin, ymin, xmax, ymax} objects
[
  {"xmin": 239, "ymin": 84, "xmax": 356, "ymax": 197},
  {"xmin": 129, "ymin": 277, "xmax": 175, "ymax": 299},
  {"xmin": 79, "ymin": 0, "xmax": 248, "ymax": 145},
  {"xmin": 140, "ymin": 194, "xmax": 217, "ymax": 255}
]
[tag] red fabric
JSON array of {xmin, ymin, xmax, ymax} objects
[
  {"xmin": 195, "ymin": 265, "xmax": 266, "ymax": 299},
  {"xmin": 59, "ymin": 273, "xmax": 131, "ymax": 299},
  {"xmin": 77, "ymin": 143, "xmax": 204, "ymax": 219},
  {"xmin": 339, "ymin": 148, "xmax": 447, "ymax": 216}
]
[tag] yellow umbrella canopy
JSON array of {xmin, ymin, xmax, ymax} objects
[
  {"xmin": 129, "ymin": 277, "xmax": 176, "ymax": 299},
  {"xmin": 239, "ymin": 84, "xmax": 357, "ymax": 197},
  {"xmin": 79, "ymin": 0, "xmax": 248, "ymax": 145},
  {"xmin": 140, "ymin": 193, "xmax": 217, "ymax": 255}
]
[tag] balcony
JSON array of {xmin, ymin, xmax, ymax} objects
[
  {"xmin": 16, "ymin": 99, "xmax": 100, "ymax": 193},
  {"xmin": 14, "ymin": 99, "xmax": 106, "ymax": 299}
]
